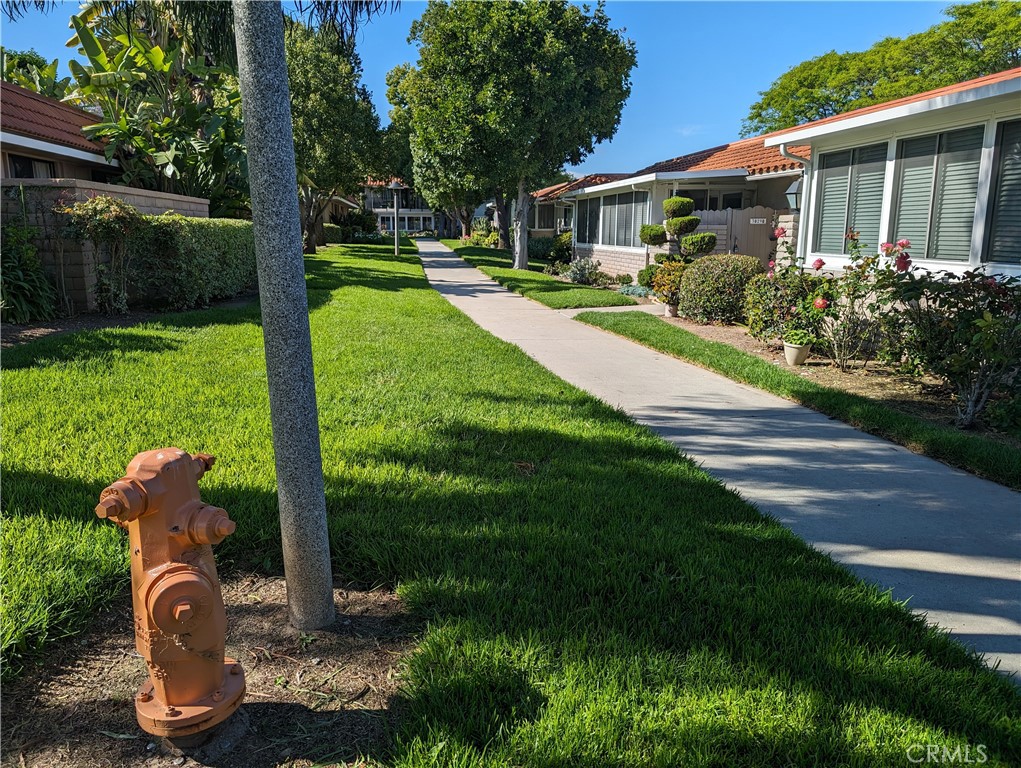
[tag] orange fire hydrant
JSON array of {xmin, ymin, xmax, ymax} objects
[{"xmin": 96, "ymin": 448, "xmax": 245, "ymax": 739}]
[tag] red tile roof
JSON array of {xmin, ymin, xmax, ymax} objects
[
  {"xmin": 635, "ymin": 135, "xmax": 809, "ymax": 178},
  {"xmin": 1, "ymin": 82, "xmax": 106, "ymax": 156},
  {"xmin": 533, "ymin": 173, "xmax": 630, "ymax": 200},
  {"xmin": 771, "ymin": 66, "xmax": 1021, "ymax": 136},
  {"xmin": 364, "ymin": 177, "xmax": 405, "ymax": 187}
]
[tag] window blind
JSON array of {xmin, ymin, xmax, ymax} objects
[
  {"xmin": 987, "ymin": 120, "xmax": 1021, "ymax": 264},
  {"xmin": 847, "ymin": 144, "xmax": 887, "ymax": 251},
  {"xmin": 814, "ymin": 150, "xmax": 851, "ymax": 253},
  {"xmin": 601, "ymin": 195, "xmax": 616, "ymax": 245},
  {"xmin": 930, "ymin": 126, "xmax": 984, "ymax": 261},
  {"xmin": 893, "ymin": 135, "xmax": 938, "ymax": 257}
]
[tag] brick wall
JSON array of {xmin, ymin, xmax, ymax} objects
[
  {"xmin": 575, "ymin": 244, "xmax": 650, "ymax": 279},
  {"xmin": 1, "ymin": 179, "xmax": 210, "ymax": 314}
]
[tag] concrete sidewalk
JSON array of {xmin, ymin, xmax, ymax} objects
[{"xmin": 417, "ymin": 239, "xmax": 1021, "ymax": 679}]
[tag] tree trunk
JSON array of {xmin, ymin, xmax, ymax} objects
[
  {"xmin": 493, "ymin": 189, "xmax": 511, "ymax": 251},
  {"xmin": 233, "ymin": 0, "xmax": 335, "ymax": 631},
  {"xmin": 512, "ymin": 178, "xmax": 529, "ymax": 270},
  {"xmin": 458, "ymin": 207, "xmax": 472, "ymax": 238}
]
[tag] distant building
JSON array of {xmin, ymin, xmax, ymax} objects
[{"xmin": 363, "ymin": 179, "xmax": 452, "ymax": 236}]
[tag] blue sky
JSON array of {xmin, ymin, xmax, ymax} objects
[{"xmin": 2, "ymin": 1, "xmax": 951, "ymax": 175}]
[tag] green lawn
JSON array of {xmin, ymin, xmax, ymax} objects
[
  {"xmin": 3, "ymin": 242, "xmax": 1019, "ymax": 766},
  {"xmin": 575, "ymin": 311, "xmax": 1021, "ymax": 490},
  {"xmin": 439, "ymin": 240, "xmax": 637, "ymax": 309}
]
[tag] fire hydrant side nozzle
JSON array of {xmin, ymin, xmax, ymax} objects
[{"xmin": 96, "ymin": 448, "xmax": 245, "ymax": 739}]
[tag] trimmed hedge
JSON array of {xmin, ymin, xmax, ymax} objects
[
  {"xmin": 677, "ymin": 253, "xmax": 763, "ymax": 324},
  {"xmin": 639, "ymin": 223, "xmax": 667, "ymax": 246},
  {"xmin": 550, "ymin": 230, "xmax": 573, "ymax": 263},
  {"xmin": 663, "ymin": 196, "xmax": 694, "ymax": 218},
  {"xmin": 529, "ymin": 236, "xmax": 556, "ymax": 260},
  {"xmin": 637, "ymin": 263, "xmax": 659, "ymax": 288},
  {"xmin": 665, "ymin": 216, "xmax": 699, "ymax": 238},
  {"xmin": 680, "ymin": 231, "xmax": 717, "ymax": 257},
  {"xmin": 323, "ymin": 223, "xmax": 344, "ymax": 243},
  {"xmin": 128, "ymin": 215, "xmax": 257, "ymax": 310}
]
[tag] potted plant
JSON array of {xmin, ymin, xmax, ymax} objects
[
  {"xmin": 782, "ymin": 328, "xmax": 815, "ymax": 366},
  {"xmin": 650, "ymin": 260, "xmax": 686, "ymax": 317}
]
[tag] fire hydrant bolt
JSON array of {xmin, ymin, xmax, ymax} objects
[
  {"xmin": 96, "ymin": 448, "xmax": 245, "ymax": 739},
  {"xmin": 172, "ymin": 600, "xmax": 195, "ymax": 622}
]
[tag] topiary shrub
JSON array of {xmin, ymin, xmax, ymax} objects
[
  {"xmin": 128, "ymin": 215, "xmax": 257, "ymax": 310},
  {"xmin": 680, "ymin": 231, "xmax": 718, "ymax": 258},
  {"xmin": 0, "ymin": 223, "xmax": 56, "ymax": 323},
  {"xmin": 677, "ymin": 254, "xmax": 763, "ymax": 324},
  {"xmin": 663, "ymin": 196, "xmax": 694, "ymax": 219},
  {"xmin": 639, "ymin": 223, "xmax": 667, "ymax": 246},
  {"xmin": 637, "ymin": 263, "xmax": 659, "ymax": 288},
  {"xmin": 665, "ymin": 217, "xmax": 699, "ymax": 238}
]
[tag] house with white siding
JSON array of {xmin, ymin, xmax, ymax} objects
[
  {"xmin": 560, "ymin": 138, "xmax": 806, "ymax": 278},
  {"xmin": 764, "ymin": 67, "xmax": 1021, "ymax": 276}
]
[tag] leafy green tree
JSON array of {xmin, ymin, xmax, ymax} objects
[
  {"xmin": 1, "ymin": 47, "xmax": 70, "ymax": 98},
  {"xmin": 285, "ymin": 22, "xmax": 379, "ymax": 252},
  {"xmin": 400, "ymin": 0, "xmax": 636, "ymax": 268},
  {"xmin": 742, "ymin": 0, "xmax": 1021, "ymax": 136}
]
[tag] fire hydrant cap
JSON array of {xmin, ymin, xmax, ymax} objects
[{"xmin": 148, "ymin": 569, "xmax": 214, "ymax": 635}]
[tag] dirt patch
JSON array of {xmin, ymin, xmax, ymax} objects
[
  {"xmin": 1, "ymin": 577, "xmax": 418, "ymax": 768},
  {"xmin": 660, "ymin": 316, "xmax": 1020, "ymax": 449}
]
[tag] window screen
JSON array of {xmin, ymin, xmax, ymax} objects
[{"xmin": 987, "ymin": 120, "xmax": 1021, "ymax": 264}]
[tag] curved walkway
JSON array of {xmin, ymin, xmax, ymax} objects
[{"xmin": 417, "ymin": 239, "xmax": 1021, "ymax": 679}]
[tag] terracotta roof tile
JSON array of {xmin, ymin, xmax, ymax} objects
[
  {"xmin": 634, "ymin": 136, "xmax": 809, "ymax": 178},
  {"xmin": 1, "ymin": 82, "xmax": 106, "ymax": 156},
  {"xmin": 533, "ymin": 173, "xmax": 630, "ymax": 200}
]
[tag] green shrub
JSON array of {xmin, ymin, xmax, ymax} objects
[
  {"xmin": 323, "ymin": 223, "xmax": 344, "ymax": 243},
  {"xmin": 128, "ymin": 215, "xmax": 257, "ymax": 310},
  {"xmin": 63, "ymin": 195, "xmax": 142, "ymax": 314},
  {"xmin": 528, "ymin": 236, "xmax": 555, "ymax": 261},
  {"xmin": 616, "ymin": 273, "xmax": 634, "ymax": 286},
  {"xmin": 0, "ymin": 223, "xmax": 56, "ymax": 323},
  {"xmin": 744, "ymin": 270, "xmax": 823, "ymax": 341},
  {"xmin": 637, "ymin": 263, "xmax": 659, "ymax": 288},
  {"xmin": 883, "ymin": 268, "xmax": 1021, "ymax": 428},
  {"xmin": 639, "ymin": 223, "xmax": 667, "ymax": 246},
  {"xmin": 566, "ymin": 257, "xmax": 603, "ymax": 285},
  {"xmin": 663, "ymin": 196, "xmax": 694, "ymax": 218},
  {"xmin": 680, "ymin": 231, "xmax": 717, "ymax": 257},
  {"xmin": 650, "ymin": 260, "xmax": 687, "ymax": 306},
  {"xmin": 677, "ymin": 254, "xmax": 763, "ymax": 324},
  {"xmin": 550, "ymin": 230, "xmax": 573, "ymax": 263},
  {"xmin": 665, "ymin": 217, "xmax": 699, "ymax": 238}
]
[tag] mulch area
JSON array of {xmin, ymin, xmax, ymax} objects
[{"xmin": 1, "ymin": 578, "xmax": 418, "ymax": 768}]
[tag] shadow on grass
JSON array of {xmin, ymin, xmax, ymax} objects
[
  {"xmin": 1, "ymin": 246, "xmax": 418, "ymax": 371},
  {"xmin": 5, "ymin": 402, "xmax": 1020, "ymax": 763}
]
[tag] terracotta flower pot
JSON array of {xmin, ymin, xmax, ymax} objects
[
  {"xmin": 783, "ymin": 342, "xmax": 812, "ymax": 366},
  {"xmin": 665, "ymin": 304, "xmax": 679, "ymax": 318}
]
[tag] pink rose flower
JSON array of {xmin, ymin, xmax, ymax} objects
[
  {"xmin": 774, "ymin": 227, "xmax": 786, "ymax": 239},
  {"xmin": 894, "ymin": 252, "xmax": 911, "ymax": 273},
  {"xmin": 896, "ymin": 239, "xmax": 911, "ymax": 249},
  {"xmin": 812, "ymin": 258, "xmax": 825, "ymax": 271},
  {"xmin": 813, "ymin": 297, "xmax": 829, "ymax": 310},
  {"xmin": 768, "ymin": 260, "xmax": 775, "ymax": 268},
  {"xmin": 881, "ymin": 242, "xmax": 895, "ymax": 255},
  {"xmin": 767, "ymin": 269, "xmax": 774, "ymax": 279},
  {"xmin": 846, "ymin": 230, "xmax": 859, "ymax": 241}
]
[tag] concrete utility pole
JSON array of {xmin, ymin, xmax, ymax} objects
[
  {"xmin": 232, "ymin": 0, "xmax": 335, "ymax": 630},
  {"xmin": 390, "ymin": 179, "xmax": 402, "ymax": 258}
]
